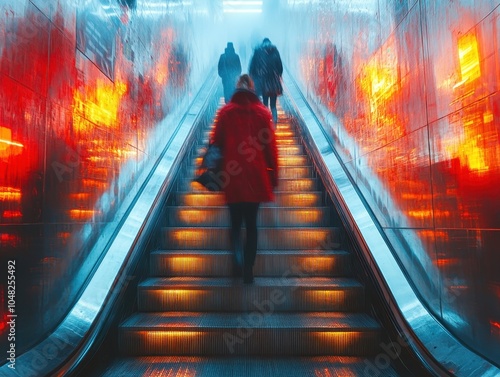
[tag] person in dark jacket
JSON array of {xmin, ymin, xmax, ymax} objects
[
  {"xmin": 218, "ymin": 42, "xmax": 242, "ymax": 103},
  {"xmin": 249, "ymin": 38, "xmax": 283, "ymax": 124},
  {"xmin": 211, "ymin": 74, "xmax": 279, "ymax": 283}
]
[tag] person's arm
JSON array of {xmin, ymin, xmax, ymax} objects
[{"xmin": 275, "ymin": 49, "xmax": 283, "ymax": 76}]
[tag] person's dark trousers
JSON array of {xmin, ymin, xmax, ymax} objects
[
  {"xmin": 228, "ymin": 202, "xmax": 260, "ymax": 283},
  {"xmin": 263, "ymin": 95, "xmax": 278, "ymax": 124},
  {"xmin": 223, "ymin": 86, "xmax": 234, "ymax": 103}
]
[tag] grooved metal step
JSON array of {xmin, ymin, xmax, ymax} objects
[
  {"xmin": 184, "ymin": 177, "xmax": 320, "ymax": 192},
  {"xmin": 162, "ymin": 227, "xmax": 342, "ymax": 250},
  {"xmin": 276, "ymin": 144, "xmax": 304, "ymax": 155},
  {"xmin": 118, "ymin": 312, "xmax": 382, "ymax": 356},
  {"xmin": 149, "ymin": 250, "xmax": 352, "ymax": 277},
  {"xmin": 194, "ymin": 154, "xmax": 310, "ymax": 167},
  {"xmin": 197, "ymin": 144, "xmax": 304, "ymax": 156},
  {"xmin": 174, "ymin": 191, "xmax": 325, "ymax": 207},
  {"xmin": 137, "ymin": 277, "xmax": 365, "ymax": 312},
  {"xmin": 98, "ymin": 356, "xmax": 401, "ymax": 377},
  {"xmin": 191, "ymin": 165, "xmax": 315, "ymax": 179},
  {"xmin": 165, "ymin": 206, "xmax": 333, "ymax": 226}
]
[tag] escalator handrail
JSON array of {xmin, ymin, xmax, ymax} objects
[
  {"xmin": 281, "ymin": 66, "xmax": 500, "ymax": 377},
  {"xmin": 0, "ymin": 69, "xmax": 219, "ymax": 377}
]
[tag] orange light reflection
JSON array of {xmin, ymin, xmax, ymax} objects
[
  {"xmin": 281, "ymin": 193, "xmax": 318, "ymax": 207},
  {"xmin": 168, "ymin": 256, "xmax": 204, "ymax": 274},
  {"xmin": 68, "ymin": 209, "xmax": 99, "ymax": 221},
  {"xmin": 289, "ymin": 209, "xmax": 322, "ymax": 223},
  {"xmin": 0, "ymin": 187, "xmax": 21, "ymax": 202}
]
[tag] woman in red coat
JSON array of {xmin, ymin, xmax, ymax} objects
[{"xmin": 211, "ymin": 74, "xmax": 278, "ymax": 283}]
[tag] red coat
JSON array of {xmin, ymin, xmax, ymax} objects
[{"xmin": 211, "ymin": 89, "xmax": 278, "ymax": 204}]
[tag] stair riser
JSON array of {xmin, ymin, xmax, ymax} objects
[
  {"xmin": 150, "ymin": 252, "xmax": 352, "ymax": 277},
  {"xmin": 162, "ymin": 228, "xmax": 342, "ymax": 250},
  {"xmin": 165, "ymin": 207, "xmax": 333, "ymax": 227},
  {"xmin": 197, "ymin": 144, "xmax": 304, "ymax": 156},
  {"xmin": 194, "ymin": 155, "xmax": 309, "ymax": 167},
  {"xmin": 119, "ymin": 330, "xmax": 381, "ymax": 356},
  {"xmin": 191, "ymin": 166, "xmax": 315, "ymax": 179},
  {"xmin": 185, "ymin": 178, "xmax": 320, "ymax": 192},
  {"xmin": 137, "ymin": 286, "xmax": 364, "ymax": 312},
  {"xmin": 174, "ymin": 192, "xmax": 324, "ymax": 207}
]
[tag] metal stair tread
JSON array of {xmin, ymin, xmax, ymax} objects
[
  {"xmin": 162, "ymin": 226, "xmax": 341, "ymax": 230},
  {"xmin": 138, "ymin": 276, "xmax": 363, "ymax": 289},
  {"xmin": 165, "ymin": 205, "xmax": 331, "ymax": 210},
  {"xmin": 150, "ymin": 249, "xmax": 351, "ymax": 256},
  {"xmin": 120, "ymin": 311, "xmax": 381, "ymax": 330},
  {"xmin": 97, "ymin": 356, "xmax": 401, "ymax": 376},
  {"xmin": 178, "ymin": 190, "xmax": 324, "ymax": 195}
]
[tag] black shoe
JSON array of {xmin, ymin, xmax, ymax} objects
[{"xmin": 243, "ymin": 267, "xmax": 254, "ymax": 284}]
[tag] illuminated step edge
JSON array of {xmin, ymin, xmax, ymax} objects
[
  {"xmin": 136, "ymin": 277, "xmax": 365, "ymax": 312},
  {"xmin": 98, "ymin": 356, "xmax": 401, "ymax": 377},
  {"xmin": 118, "ymin": 312, "xmax": 381, "ymax": 356},
  {"xmin": 161, "ymin": 227, "xmax": 343, "ymax": 250},
  {"xmin": 201, "ymin": 126, "xmax": 295, "ymax": 140},
  {"xmin": 176, "ymin": 192, "xmax": 325, "ymax": 207},
  {"xmin": 164, "ymin": 206, "xmax": 333, "ymax": 227},
  {"xmin": 196, "ymin": 143, "xmax": 304, "ymax": 156},
  {"xmin": 198, "ymin": 137, "xmax": 301, "ymax": 147},
  {"xmin": 149, "ymin": 250, "xmax": 352, "ymax": 277},
  {"xmin": 186, "ymin": 177, "xmax": 320, "ymax": 192},
  {"xmin": 198, "ymin": 133, "xmax": 299, "ymax": 146},
  {"xmin": 190, "ymin": 165, "xmax": 315, "ymax": 179},
  {"xmin": 194, "ymin": 154, "xmax": 309, "ymax": 167}
]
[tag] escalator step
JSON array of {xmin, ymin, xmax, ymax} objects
[
  {"xmin": 137, "ymin": 276, "xmax": 365, "ymax": 312},
  {"xmin": 97, "ymin": 356, "xmax": 401, "ymax": 377},
  {"xmin": 149, "ymin": 249, "xmax": 352, "ymax": 277},
  {"xmin": 118, "ymin": 312, "xmax": 381, "ymax": 356},
  {"xmin": 165, "ymin": 206, "xmax": 333, "ymax": 227},
  {"xmin": 176, "ymin": 191, "xmax": 325, "ymax": 207},
  {"xmin": 185, "ymin": 177, "xmax": 320, "ymax": 192},
  {"xmin": 162, "ymin": 227, "xmax": 343, "ymax": 250}
]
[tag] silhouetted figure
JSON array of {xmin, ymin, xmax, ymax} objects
[
  {"xmin": 249, "ymin": 38, "xmax": 283, "ymax": 124},
  {"xmin": 211, "ymin": 74, "xmax": 279, "ymax": 284},
  {"xmin": 218, "ymin": 42, "xmax": 242, "ymax": 103}
]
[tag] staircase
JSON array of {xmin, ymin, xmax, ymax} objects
[{"xmin": 97, "ymin": 103, "xmax": 402, "ymax": 376}]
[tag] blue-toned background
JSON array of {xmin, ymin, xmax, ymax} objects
[{"xmin": 0, "ymin": 0, "xmax": 499, "ymax": 367}]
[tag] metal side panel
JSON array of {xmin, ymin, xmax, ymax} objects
[
  {"xmin": 281, "ymin": 68, "xmax": 500, "ymax": 377},
  {"xmin": 0, "ymin": 71, "xmax": 220, "ymax": 377}
]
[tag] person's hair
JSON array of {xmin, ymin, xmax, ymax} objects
[
  {"xmin": 262, "ymin": 38, "xmax": 271, "ymax": 46},
  {"xmin": 236, "ymin": 74, "xmax": 255, "ymax": 90}
]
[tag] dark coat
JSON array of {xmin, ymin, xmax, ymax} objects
[
  {"xmin": 211, "ymin": 89, "xmax": 278, "ymax": 204},
  {"xmin": 218, "ymin": 47, "xmax": 242, "ymax": 88},
  {"xmin": 249, "ymin": 44, "xmax": 283, "ymax": 97}
]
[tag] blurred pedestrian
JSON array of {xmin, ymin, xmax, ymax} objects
[
  {"xmin": 218, "ymin": 42, "xmax": 242, "ymax": 103},
  {"xmin": 249, "ymin": 38, "xmax": 283, "ymax": 124},
  {"xmin": 211, "ymin": 74, "xmax": 278, "ymax": 284}
]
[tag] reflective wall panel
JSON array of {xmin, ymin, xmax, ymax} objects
[
  {"xmin": 283, "ymin": 0, "xmax": 500, "ymax": 366},
  {"xmin": 0, "ymin": 0, "xmax": 217, "ymax": 357}
]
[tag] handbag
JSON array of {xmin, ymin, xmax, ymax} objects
[{"xmin": 194, "ymin": 144, "xmax": 223, "ymax": 191}]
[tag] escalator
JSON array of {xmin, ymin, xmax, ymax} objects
[
  {"xmin": 88, "ymin": 101, "xmax": 412, "ymax": 376},
  {"xmin": 2, "ymin": 70, "xmax": 497, "ymax": 377}
]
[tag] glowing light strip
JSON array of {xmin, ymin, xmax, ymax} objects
[
  {"xmin": 223, "ymin": 1, "xmax": 262, "ymax": 5},
  {"xmin": 223, "ymin": 0, "xmax": 262, "ymax": 13},
  {"xmin": 0, "ymin": 139, "xmax": 23, "ymax": 148},
  {"xmin": 223, "ymin": 9, "xmax": 262, "ymax": 13}
]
